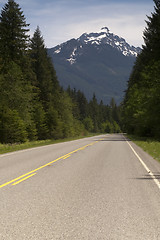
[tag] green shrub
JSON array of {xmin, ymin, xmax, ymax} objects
[{"xmin": 0, "ymin": 108, "xmax": 27, "ymax": 143}]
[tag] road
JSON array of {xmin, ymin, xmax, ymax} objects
[{"xmin": 0, "ymin": 134, "xmax": 160, "ymax": 240}]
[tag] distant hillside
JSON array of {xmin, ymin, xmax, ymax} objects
[{"xmin": 48, "ymin": 27, "xmax": 141, "ymax": 104}]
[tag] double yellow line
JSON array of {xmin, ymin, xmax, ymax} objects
[{"xmin": 0, "ymin": 139, "xmax": 101, "ymax": 189}]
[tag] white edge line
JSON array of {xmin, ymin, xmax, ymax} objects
[{"xmin": 124, "ymin": 136, "xmax": 160, "ymax": 190}]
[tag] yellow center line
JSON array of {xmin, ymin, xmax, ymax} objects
[
  {"xmin": 0, "ymin": 138, "xmax": 104, "ymax": 189},
  {"xmin": 12, "ymin": 173, "xmax": 37, "ymax": 186},
  {"xmin": 63, "ymin": 155, "xmax": 71, "ymax": 159},
  {"xmin": 0, "ymin": 156, "xmax": 63, "ymax": 189}
]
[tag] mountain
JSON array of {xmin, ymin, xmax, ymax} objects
[{"xmin": 47, "ymin": 27, "xmax": 141, "ymax": 104}]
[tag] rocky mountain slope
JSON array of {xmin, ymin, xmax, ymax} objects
[{"xmin": 48, "ymin": 27, "xmax": 141, "ymax": 104}]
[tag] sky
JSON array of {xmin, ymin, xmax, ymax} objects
[{"xmin": 0, "ymin": 0, "xmax": 155, "ymax": 48}]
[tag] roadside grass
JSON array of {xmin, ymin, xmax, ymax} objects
[
  {"xmin": 127, "ymin": 135, "xmax": 160, "ymax": 163},
  {"xmin": 0, "ymin": 133, "xmax": 99, "ymax": 154}
]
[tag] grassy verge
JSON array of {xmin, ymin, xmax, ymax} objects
[
  {"xmin": 127, "ymin": 135, "xmax": 160, "ymax": 163},
  {"xmin": 0, "ymin": 133, "xmax": 99, "ymax": 154}
]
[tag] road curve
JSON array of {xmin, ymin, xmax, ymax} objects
[{"xmin": 0, "ymin": 134, "xmax": 160, "ymax": 240}]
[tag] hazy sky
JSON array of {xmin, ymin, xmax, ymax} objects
[{"xmin": 0, "ymin": 0, "xmax": 155, "ymax": 48}]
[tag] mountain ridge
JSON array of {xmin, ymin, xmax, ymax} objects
[{"xmin": 48, "ymin": 27, "xmax": 141, "ymax": 104}]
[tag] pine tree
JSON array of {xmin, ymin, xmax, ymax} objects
[
  {"xmin": 154, "ymin": 0, "xmax": 160, "ymax": 8},
  {"xmin": 123, "ymin": 0, "xmax": 160, "ymax": 138},
  {"xmin": 75, "ymin": 90, "xmax": 88, "ymax": 121},
  {"xmin": 88, "ymin": 93, "xmax": 99, "ymax": 132},
  {"xmin": 0, "ymin": 0, "xmax": 37, "ymax": 143},
  {"xmin": 30, "ymin": 26, "xmax": 59, "ymax": 108},
  {"xmin": 143, "ymin": 0, "xmax": 160, "ymax": 61},
  {"xmin": 0, "ymin": 0, "xmax": 30, "ymax": 66}
]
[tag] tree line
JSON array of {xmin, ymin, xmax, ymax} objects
[
  {"xmin": 0, "ymin": 0, "xmax": 121, "ymax": 144},
  {"xmin": 123, "ymin": 0, "xmax": 160, "ymax": 139}
]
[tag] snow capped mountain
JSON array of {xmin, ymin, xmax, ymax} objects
[
  {"xmin": 52, "ymin": 27, "xmax": 141, "ymax": 65},
  {"xmin": 48, "ymin": 27, "xmax": 140, "ymax": 104}
]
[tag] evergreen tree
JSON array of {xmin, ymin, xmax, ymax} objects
[
  {"xmin": 143, "ymin": 0, "xmax": 160, "ymax": 61},
  {"xmin": 30, "ymin": 27, "xmax": 63, "ymax": 139},
  {"xmin": 0, "ymin": 107, "xmax": 27, "ymax": 143},
  {"xmin": 66, "ymin": 87, "xmax": 81, "ymax": 120},
  {"xmin": 123, "ymin": 0, "xmax": 160, "ymax": 138},
  {"xmin": 75, "ymin": 90, "xmax": 88, "ymax": 121},
  {"xmin": 0, "ymin": 0, "xmax": 37, "ymax": 143},
  {"xmin": 83, "ymin": 117, "xmax": 94, "ymax": 132},
  {"xmin": 30, "ymin": 26, "xmax": 60, "ymax": 108},
  {"xmin": 0, "ymin": 0, "xmax": 30, "ymax": 66},
  {"xmin": 88, "ymin": 93, "xmax": 99, "ymax": 132},
  {"xmin": 0, "ymin": 1, "xmax": 122, "ymax": 143}
]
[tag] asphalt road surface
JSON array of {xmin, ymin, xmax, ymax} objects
[{"xmin": 0, "ymin": 134, "xmax": 160, "ymax": 240}]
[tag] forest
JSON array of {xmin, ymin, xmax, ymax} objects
[
  {"xmin": 123, "ymin": 0, "xmax": 160, "ymax": 139},
  {"xmin": 1, "ymin": 0, "xmax": 159, "ymax": 144},
  {"xmin": 0, "ymin": 0, "xmax": 121, "ymax": 144}
]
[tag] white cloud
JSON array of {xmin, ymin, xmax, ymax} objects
[
  {"xmin": 0, "ymin": 1, "xmax": 154, "ymax": 48},
  {"xmin": 38, "ymin": 2, "xmax": 154, "ymax": 47}
]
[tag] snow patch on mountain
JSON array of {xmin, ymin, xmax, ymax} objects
[
  {"xmin": 52, "ymin": 27, "xmax": 141, "ymax": 65},
  {"xmin": 66, "ymin": 47, "xmax": 77, "ymax": 64},
  {"xmin": 54, "ymin": 47, "xmax": 61, "ymax": 54}
]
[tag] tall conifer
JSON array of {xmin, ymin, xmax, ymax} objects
[
  {"xmin": 30, "ymin": 26, "xmax": 59, "ymax": 107},
  {"xmin": 0, "ymin": 0, "xmax": 30, "ymax": 65},
  {"xmin": 123, "ymin": 0, "xmax": 160, "ymax": 137},
  {"xmin": 0, "ymin": 0, "xmax": 37, "ymax": 143},
  {"xmin": 143, "ymin": 0, "xmax": 160, "ymax": 61}
]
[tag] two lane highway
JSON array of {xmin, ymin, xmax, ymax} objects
[{"xmin": 0, "ymin": 134, "xmax": 160, "ymax": 239}]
